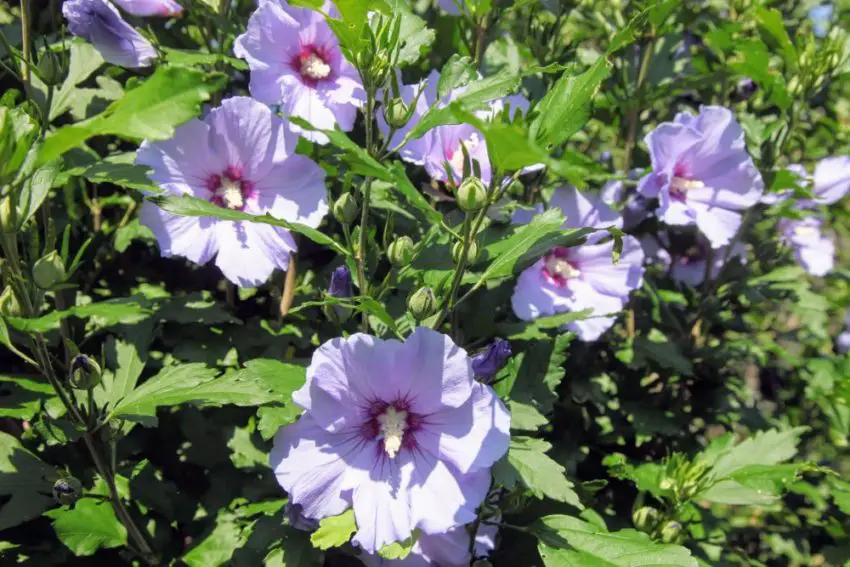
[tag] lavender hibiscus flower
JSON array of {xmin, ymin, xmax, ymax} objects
[
  {"xmin": 511, "ymin": 187, "xmax": 645, "ymax": 342},
  {"xmin": 63, "ymin": 0, "xmax": 156, "ymax": 68},
  {"xmin": 778, "ymin": 216, "xmax": 835, "ymax": 277},
  {"xmin": 360, "ymin": 520, "xmax": 498, "ymax": 566},
  {"xmin": 234, "ymin": 0, "xmax": 365, "ymax": 144},
  {"xmin": 137, "ymin": 97, "xmax": 328, "ymax": 287},
  {"xmin": 637, "ymin": 106, "xmax": 763, "ymax": 248},
  {"xmin": 270, "ymin": 328, "xmax": 510, "ymax": 553},
  {"xmin": 379, "ymin": 70, "xmax": 534, "ymax": 185},
  {"xmin": 112, "ymin": 0, "xmax": 182, "ymax": 16}
]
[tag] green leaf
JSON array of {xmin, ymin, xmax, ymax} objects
[
  {"xmin": 405, "ymin": 71, "xmax": 522, "ymax": 141},
  {"xmin": 0, "ymin": 432, "xmax": 55, "ymax": 531},
  {"xmin": 437, "ymin": 55, "xmax": 477, "ymax": 99},
  {"xmin": 498, "ymin": 309, "xmax": 593, "ymax": 341},
  {"xmin": 0, "ymin": 375, "xmax": 56, "ymax": 419},
  {"xmin": 495, "ymin": 436, "xmax": 583, "ymax": 509},
  {"xmin": 473, "ymin": 208, "xmax": 570, "ymax": 291},
  {"xmin": 533, "ymin": 515, "xmax": 697, "ymax": 567},
  {"xmin": 508, "ymin": 400, "xmax": 549, "ymax": 431},
  {"xmin": 38, "ymin": 66, "xmax": 225, "ymax": 165},
  {"xmin": 45, "ymin": 499, "xmax": 128, "ymax": 556},
  {"xmin": 387, "ymin": 162, "xmax": 443, "ymax": 224},
  {"xmin": 182, "ymin": 511, "xmax": 245, "ymax": 567},
  {"xmin": 394, "ymin": 4, "xmax": 435, "ymax": 65},
  {"xmin": 6, "ymin": 299, "xmax": 152, "ymax": 334},
  {"xmin": 529, "ymin": 57, "xmax": 611, "ymax": 148},
  {"xmin": 705, "ymin": 427, "xmax": 808, "ymax": 481},
  {"xmin": 631, "ymin": 333, "xmax": 693, "ymax": 376},
  {"xmin": 755, "ymin": 7, "xmax": 797, "ymax": 70},
  {"xmin": 108, "ymin": 359, "xmax": 301, "ymax": 423},
  {"xmin": 0, "ymin": 317, "xmax": 37, "ymax": 366},
  {"xmin": 17, "ymin": 156, "xmax": 60, "ymax": 225},
  {"xmin": 378, "ymin": 533, "xmax": 417, "ymax": 560},
  {"xmin": 83, "ymin": 160, "xmax": 160, "ymax": 192},
  {"xmin": 103, "ymin": 336, "xmax": 147, "ymax": 410},
  {"xmin": 310, "ymin": 509, "xmax": 356, "ymax": 550},
  {"xmin": 148, "ymin": 193, "xmax": 348, "ymax": 255}
]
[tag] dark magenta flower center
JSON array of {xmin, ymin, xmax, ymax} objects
[
  {"xmin": 669, "ymin": 162, "xmax": 704, "ymax": 202},
  {"xmin": 361, "ymin": 399, "xmax": 423, "ymax": 459},
  {"xmin": 292, "ymin": 45, "xmax": 332, "ymax": 87},
  {"xmin": 542, "ymin": 247, "xmax": 580, "ymax": 287},
  {"xmin": 207, "ymin": 166, "xmax": 254, "ymax": 211}
]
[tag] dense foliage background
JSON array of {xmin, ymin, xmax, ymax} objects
[{"xmin": 1, "ymin": 0, "xmax": 850, "ymax": 565}]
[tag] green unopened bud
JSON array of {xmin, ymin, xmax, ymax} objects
[
  {"xmin": 53, "ymin": 476, "xmax": 82, "ymax": 506},
  {"xmin": 333, "ymin": 193, "xmax": 359, "ymax": 225},
  {"xmin": 37, "ymin": 51, "xmax": 66, "ymax": 86},
  {"xmin": 452, "ymin": 240, "xmax": 478, "ymax": 264},
  {"xmin": 456, "ymin": 176, "xmax": 487, "ymax": 211},
  {"xmin": 69, "ymin": 354, "xmax": 102, "ymax": 390},
  {"xmin": 0, "ymin": 286, "xmax": 21, "ymax": 317},
  {"xmin": 660, "ymin": 521, "xmax": 682, "ymax": 544},
  {"xmin": 384, "ymin": 98, "xmax": 410, "ymax": 129},
  {"xmin": 408, "ymin": 287, "xmax": 436, "ymax": 321},
  {"xmin": 388, "ymin": 236, "xmax": 415, "ymax": 267},
  {"xmin": 0, "ymin": 196, "xmax": 13, "ymax": 232},
  {"xmin": 632, "ymin": 506, "xmax": 660, "ymax": 531},
  {"xmin": 32, "ymin": 250, "xmax": 66, "ymax": 290}
]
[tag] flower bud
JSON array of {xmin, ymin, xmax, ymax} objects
[
  {"xmin": 388, "ymin": 236, "xmax": 415, "ymax": 267},
  {"xmin": 53, "ymin": 476, "xmax": 82, "ymax": 506},
  {"xmin": 0, "ymin": 286, "xmax": 21, "ymax": 317},
  {"xmin": 632, "ymin": 506, "xmax": 660, "ymax": 531},
  {"xmin": 452, "ymin": 240, "xmax": 478, "ymax": 265},
  {"xmin": 32, "ymin": 251, "xmax": 66, "ymax": 290},
  {"xmin": 734, "ymin": 77, "xmax": 757, "ymax": 101},
  {"xmin": 471, "ymin": 338, "xmax": 511, "ymax": 382},
  {"xmin": 0, "ymin": 196, "xmax": 14, "ymax": 233},
  {"xmin": 326, "ymin": 265, "xmax": 354, "ymax": 323},
  {"xmin": 332, "ymin": 193, "xmax": 359, "ymax": 225},
  {"xmin": 37, "ymin": 50, "xmax": 66, "ymax": 86},
  {"xmin": 407, "ymin": 287, "xmax": 436, "ymax": 321},
  {"xmin": 384, "ymin": 98, "xmax": 410, "ymax": 129},
  {"xmin": 456, "ymin": 176, "xmax": 487, "ymax": 211},
  {"xmin": 660, "ymin": 521, "xmax": 682, "ymax": 544},
  {"xmin": 69, "ymin": 354, "xmax": 102, "ymax": 390}
]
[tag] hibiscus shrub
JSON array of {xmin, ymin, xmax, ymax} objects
[{"xmin": 2, "ymin": 0, "xmax": 850, "ymax": 565}]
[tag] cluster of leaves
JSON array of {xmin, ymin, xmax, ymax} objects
[{"xmin": 0, "ymin": 0, "xmax": 849, "ymax": 566}]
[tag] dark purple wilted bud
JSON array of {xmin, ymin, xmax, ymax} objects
[
  {"xmin": 328, "ymin": 265, "xmax": 353, "ymax": 299},
  {"xmin": 471, "ymin": 339, "xmax": 512, "ymax": 381},
  {"xmin": 735, "ymin": 78, "xmax": 757, "ymax": 101},
  {"xmin": 285, "ymin": 503, "xmax": 320, "ymax": 532}
]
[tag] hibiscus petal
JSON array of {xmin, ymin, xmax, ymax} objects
[
  {"xmin": 271, "ymin": 415, "xmax": 358, "ymax": 520},
  {"xmin": 139, "ymin": 202, "xmax": 219, "ymax": 265},
  {"xmin": 213, "ymin": 220, "xmax": 295, "ymax": 287},
  {"xmin": 419, "ymin": 383, "xmax": 510, "ymax": 474}
]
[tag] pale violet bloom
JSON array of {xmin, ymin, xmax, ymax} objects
[
  {"xmin": 761, "ymin": 157, "xmax": 850, "ymax": 207},
  {"xmin": 838, "ymin": 311, "xmax": 850, "ymax": 354},
  {"xmin": 137, "ymin": 97, "xmax": 328, "ymax": 287},
  {"xmin": 234, "ymin": 0, "xmax": 365, "ymax": 144},
  {"xmin": 112, "ymin": 0, "xmax": 182, "ymax": 16},
  {"xmin": 512, "ymin": 185, "xmax": 622, "ymax": 244},
  {"xmin": 360, "ymin": 520, "xmax": 497, "ymax": 566},
  {"xmin": 439, "ymin": 0, "xmax": 465, "ymax": 15},
  {"xmin": 637, "ymin": 106, "xmax": 764, "ymax": 248},
  {"xmin": 642, "ymin": 232, "xmax": 746, "ymax": 286},
  {"xmin": 778, "ymin": 216, "xmax": 835, "ymax": 277},
  {"xmin": 379, "ymin": 70, "xmax": 536, "ymax": 185},
  {"xmin": 63, "ymin": 0, "xmax": 156, "ymax": 68},
  {"xmin": 271, "ymin": 328, "xmax": 510, "ymax": 553},
  {"xmin": 511, "ymin": 187, "xmax": 645, "ymax": 342}
]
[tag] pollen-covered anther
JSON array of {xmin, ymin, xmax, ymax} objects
[
  {"xmin": 449, "ymin": 137, "xmax": 480, "ymax": 174},
  {"xmin": 670, "ymin": 177, "xmax": 705, "ymax": 194},
  {"xmin": 794, "ymin": 224, "xmax": 818, "ymax": 237},
  {"xmin": 217, "ymin": 177, "xmax": 244, "ymax": 210},
  {"xmin": 544, "ymin": 255, "xmax": 580, "ymax": 280},
  {"xmin": 301, "ymin": 52, "xmax": 331, "ymax": 80},
  {"xmin": 377, "ymin": 405, "xmax": 408, "ymax": 459}
]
